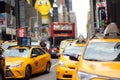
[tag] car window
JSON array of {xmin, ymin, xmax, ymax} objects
[
  {"xmin": 83, "ymin": 42, "xmax": 120, "ymax": 61},
  {"xmin": 63, "ymin": 46, "xmax": 84, "ymax": 57},
  {"xmin": 32, "ymin": 48, "xmax": 45, "ymax": 56},
  {"xmin": 36, "ymin": 48, "xmax": 45, "ymax": 55},
  {"xmin": 3, "ymin": 48, "xmax": 30, "ymax": 58},
  {"xmin": 32, "ymin": 48, "xmax": 37, "ymax": 55}
]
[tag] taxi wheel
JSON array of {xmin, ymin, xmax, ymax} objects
[
  {"xmin": 24, "ymin": 66, "xmax": 31, "ymax": 80},
  {"xmin": 45, "ymin": 62, "xmax": 51, "ymax": 73}
]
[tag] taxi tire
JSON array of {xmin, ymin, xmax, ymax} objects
[
  {"xmin": 45, "ymin": 62, "xmax": 51, "ymax": 73},
  {"xmin": 24, "ymin": 66, "xmax": 31, "ymax": 80}
]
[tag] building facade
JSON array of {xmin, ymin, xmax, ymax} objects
[
  {"xmin": 0, "ymin": 0, "xmax": 16, "ymax": 40},
  {"xmin": 107, "ymin": 0, "xmax": 120, "ymax": 30},
  {"xmin": 88, "ymin": 0, "xmax": 120, "ymax": 39}
]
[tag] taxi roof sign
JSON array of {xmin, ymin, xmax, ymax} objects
[
  {"xmin": 104, "ymin": 22, "xmax": 120, "ymax": 36},
  {"xmin": 90, "ymin": 22, "xmax": 120, "ymax": 39}
]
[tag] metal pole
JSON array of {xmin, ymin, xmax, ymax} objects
[
  {"xmin": 29, "ymin": 17, "xmax": 32, "ymax": 37},
  {"xmin": 15, "ymin": 0, "xmax": 20, "ymax": 28}
]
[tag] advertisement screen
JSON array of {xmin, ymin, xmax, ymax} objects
[{"xmin": 22, "ymin": 37, "xmax": 31, "ymax": 46}]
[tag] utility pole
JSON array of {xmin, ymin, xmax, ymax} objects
[
  {"xmin": 15, "ymin": 0, "xmax": 22, "ymax": 45},
  {"xmin": 15, "ymin": 0, "xmax": 20, "ymax": 28}
]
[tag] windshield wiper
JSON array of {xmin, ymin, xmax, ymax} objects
[{"xmin": 114, "ymin": 42, "xmax": 120, "ymax": 50}]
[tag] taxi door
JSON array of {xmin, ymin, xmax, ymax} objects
[
  {"xmin": 35, "ymin": 48, "xmax": 48, "ymax": 72},
  {"xmin": 30, "ymin": 48, "xmax": 40, "ymax": 74}
]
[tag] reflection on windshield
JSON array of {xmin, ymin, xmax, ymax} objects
[
  {"xmin": 3, "ymin": 48, "xmax": 30, "ymax": 58},
  {"xmin": 84, "ymin": 42, "xmax": 120, "ymax": 61},
  {"xmin": 60, "ymin": 41, "xmax": 69, "ymax": 49},
  {"xmin": 63, "ymin": 46, "xmax": 84, "ymax": 57}
]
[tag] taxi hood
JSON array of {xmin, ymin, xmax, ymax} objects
[
  {"xmin": 5, "ymin": 57, "xmax": 26, "ymax": 66},
  {"xmin": 78, "ymin": 59, "xmax": 120, "ymax": 78}
]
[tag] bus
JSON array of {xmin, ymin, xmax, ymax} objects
[{"xmin": 49, "ymin": 22, "xmax": 75, "ymax": 47}]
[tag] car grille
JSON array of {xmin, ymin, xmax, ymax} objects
[
  {"xmin": 68, "ymin": 66, "xmax": 75, "ymax": 69},
  {"xmin": 63, "ymin": 74, "xmax": 72, "ymax": 78},
  {"xmin": 6, "ymin": 65, "xmax": 14, "ymax": 77}
]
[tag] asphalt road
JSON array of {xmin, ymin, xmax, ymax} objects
[{"xmin": 30, "ymin": 58, "xmax": 58, "ymax": 80}]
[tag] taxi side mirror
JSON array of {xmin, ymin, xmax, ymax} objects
[
  {"xmin": 31, "ymin": 54, "xmax": 38, "ymax": 58},
  {"xmin": 69, "ymin": 55, "xmax": 79, "ymax": 61}
]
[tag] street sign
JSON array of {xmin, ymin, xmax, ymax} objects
[{"xmin": 17, "ymin": 28, "xmax": 26, "ymax": 37}]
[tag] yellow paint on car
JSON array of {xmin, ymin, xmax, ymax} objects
[{"xmin": 4, "ymin": 45, "xmax": 52, "ymax": 79}]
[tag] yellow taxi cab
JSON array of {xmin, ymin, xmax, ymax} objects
[
  {"xmin": 72, "ymin": 23, "xmax": 120, "ymax": 80},
  {"xmin": 59, "ymin": 39, "xmax": 77, "ymax": 54},
  {"xmin": 56, "ymin": 39, "xmax": 86, "ymax": 80},
  {"xmin": 1, "ymin": 40, "xmax": 17, "ymax": 51},
  {"xmin": 3, "ymin": 45, "xmax": 52, "ymax": 80},
  {"xmin": 0, "ymin": 49, "xmax": 5, "ymax": 80}
]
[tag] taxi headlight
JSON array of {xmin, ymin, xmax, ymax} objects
[
  {"xmin": 78, "ymin": 71, "xmax": 98, "ymax": 80},
  {"xmin": 10, "ymin": 62, "xmax": 23, "ymax": 68},
  {"xmin": 57, "ymin": 60, "xmax": 65, "ymax": 67}
]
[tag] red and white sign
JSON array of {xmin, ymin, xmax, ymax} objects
[{"xmin": 17, "ymin": 28, "xmax": 26, "ymax": 37}]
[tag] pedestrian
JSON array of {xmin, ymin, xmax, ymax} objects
[{"xmin": 40, "ymin": 40, "xmax": 48, "ymax": 51}]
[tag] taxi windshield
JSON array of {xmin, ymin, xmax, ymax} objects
[
  {"xmin": 63, "ymin": 46, "xmax": 84, "ymax": 57},
  {"xmin": 60, "ymin": 41, "xmax": 69, "ymax": 49},
  {"xmin": 84, "ymin": 42, "xmax": 120, "ymax": 61},
  {"xmin": 3, "ymin": 48, "xmax": 30, "ymax": 58}
]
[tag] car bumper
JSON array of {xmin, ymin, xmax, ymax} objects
[
  {"xmin": 56, "ymin": 65, "xmax": 75, "ymax": 80},
  {"xmin": 5, "ymin": 67, "xmax": 25, "ymax": 79},
  {"xmin": 72, "ymin": 70, "xmax": 79, "ymax": 80}
]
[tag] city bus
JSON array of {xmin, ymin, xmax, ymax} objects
[{"xmin": 49, "ymin": 22, "xmax": 75, "ymax": 46}]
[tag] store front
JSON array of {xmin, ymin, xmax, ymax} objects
[{"xmin": 1, "ymin": 27, "xmax": 16, "ymax": 41}]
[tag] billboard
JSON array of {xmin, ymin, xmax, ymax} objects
[
  {"xmin": 22, "ymin": 37, "xmax": 31, "ymax": 46},
  {"xmin": 17, "ymin": 28, "xmax": 26, "ymax": 37}
]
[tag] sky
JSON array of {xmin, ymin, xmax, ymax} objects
[{"xmin": 72, "ymin": 0, "xmax": 90, "ymax": 38}]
